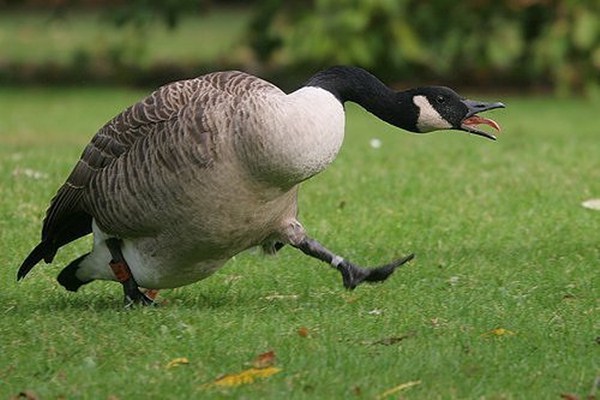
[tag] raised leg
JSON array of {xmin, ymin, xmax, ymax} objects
[
  {"xmin": 105, "ymin": 238, "xmax": 156, "ymax": 307},
  {"xmin": 291, "ymin": 236, "xmax": 414, "ymax": 289}
]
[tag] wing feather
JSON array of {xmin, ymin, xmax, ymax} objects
[{"xmin": 19, "ymin": 71, "xmax": 278, "ymax": 278}]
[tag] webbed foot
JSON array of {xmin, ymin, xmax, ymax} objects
[
  {"xmin": 292, "ymin": 235, "xmax": 414, "ymax": 289},
  {"xmin": 336, "ymin": 253, "xmax": 415, "ymax": 289}
]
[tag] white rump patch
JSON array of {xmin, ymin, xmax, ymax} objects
[{"xmin": 413, "ymin": 95, "xmax": 452, "ymax": 133}]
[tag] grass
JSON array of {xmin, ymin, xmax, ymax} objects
[
  {"xmin": 0, "ymin": 8, "xmax": 251, "ymax": 67},
  {"xmin": 0, "ymin": 86, "xmax": 599, "ymax": 399}
]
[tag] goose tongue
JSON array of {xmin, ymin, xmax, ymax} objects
[
  {"xmin": 459, "ymin": 99, "xmax": 505, "ymax": 140},
  {"xmin": 462, "ymin": 115, "xmax": 501, "ymax": 132}
]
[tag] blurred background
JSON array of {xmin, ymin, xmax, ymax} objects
[{"xmin": 0, "ymin": 0, "xmax": 599, "ymax": 94}]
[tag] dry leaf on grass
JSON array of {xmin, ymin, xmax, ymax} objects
[
  {"xmin": 166, "ymin": 357, "xmax": 189, "ymax": 369},
  {"xmin": 204, "ymin": 350, "xmax": 281, "ymax": 388},
  {"xmin": 252, "ymin": 350, "xmax": 276, "ymax": 368},
  {"xmin": 376, "ymin": 380, "xmax": 421, "ymax": 399},
  {"xmin": 297, "ymin": 327, "xmax": 310, "ymax": 337},
  {"xmin": 212, "ymin": 366, "xmax": 282, "ymax": 387},
  {"xmin": 481, "ymin": 328, "xmax": 515, "ymax": 337}
]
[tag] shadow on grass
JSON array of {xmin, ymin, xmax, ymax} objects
[{"xmin": 6, "ymin": 280, "xmax": 262, "ymax": 314}]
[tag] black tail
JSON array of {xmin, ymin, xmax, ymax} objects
[
  {"xmin": 57, "ymin": 253, "xmax": 93, "ymax": 292},
  {"xmin": 17, "ymin": 240, "xmax": 57, "ymax": 281}
]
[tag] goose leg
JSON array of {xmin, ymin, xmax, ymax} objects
[
  {"xmin": 105, "ymin": 238, "xmax": 156, "ymax": 307},
  {"xmin": 292, "ymin": 236, "xmax": 414, "ymax": 289}
]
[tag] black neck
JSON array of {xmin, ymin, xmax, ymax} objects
[{"xmin": 304, "ymin": 66, "xmax": 416, "ymax": 131}]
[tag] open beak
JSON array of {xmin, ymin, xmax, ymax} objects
[{"xmin": 460, "ymin": 99, "xmax": 505, "ymax": 140}]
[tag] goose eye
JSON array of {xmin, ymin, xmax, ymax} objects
[{"xmin": 436, "ymin": 95, "xmax": 445, "ymax": 104}]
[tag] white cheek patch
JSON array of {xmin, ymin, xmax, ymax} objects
[{"xmin": 413, "ymin": 95, "xmax": 452, "ymax": 132}]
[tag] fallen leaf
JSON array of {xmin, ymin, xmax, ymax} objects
[
  {"xmin": 212, "ymin": 367, "xmax": 281, "ymax": 387},
  {"xmin": 376, "ymin": 380, "xmax": 421, "ymax": 399},
  {"xmin": 297, "ymin": 327, "xmax": 310, "ymax": 338},
  {"xmin": 166, "ymin": 357, "xmax": 189, "ymax": 369},
  {"xmin": 481, "ymin": 328, "xmax": 515, "ymax": 337},
  {"xmin": 204, "ymin": 350, "xmax": 282, "ymax": 388},
  {"xmin": 252, "ymin": 350, "xmax": 276, "ymax": 369}
]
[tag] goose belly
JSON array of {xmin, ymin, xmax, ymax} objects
[
  {"xmin": 82, "ymin": 184, "xmax": 297, "ymax": 289},
  {"xmin": 122, "ymin": 240, "xmax": 227, "ymax": 289}
]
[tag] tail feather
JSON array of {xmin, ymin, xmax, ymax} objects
[
  {"xmin": 18, "ymin": 212, "xmax": 92, "ymax": 282},
  {"xmin": 17, "ymin": 240, "xmax": 56, "ymax": 281}
]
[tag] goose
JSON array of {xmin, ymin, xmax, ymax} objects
[{"xmin": 17, "ymin": 66, "xmax": 504, "ymax": 306}]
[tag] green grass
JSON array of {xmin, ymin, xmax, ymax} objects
[
  {"xmin": 0, "ymin": 8, "xmax": 251, "ymax": 66},
  {"xmin": 1, "ymin": 87, "xmax": 599, "ymax": 399}
]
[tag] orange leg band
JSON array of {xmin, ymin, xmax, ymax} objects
[{"xmin": 109, "ymin": 260, "xmax": 132, "ymax": 283}]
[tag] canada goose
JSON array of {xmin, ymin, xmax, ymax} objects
[{"xmin": 18, "ymin": 66, "xmax": 504, "ymax": 306}]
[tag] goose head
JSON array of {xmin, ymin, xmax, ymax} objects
[
  {"xmin": 305, "ymin": 66, "xmax": 505, "ymax": 140},
  {"xmin": 400, "ymin": 86, "xmax": 505, "ymax": 140}
]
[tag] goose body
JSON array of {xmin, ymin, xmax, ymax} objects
[
  {"xmin": 18, "ymin": 66, "xmax": 504, "ymax": 304},
  {"xmin": 77, "ymin": 74, "xmax": 344, "ymax": 289}
]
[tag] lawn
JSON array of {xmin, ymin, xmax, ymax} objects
[
  {"xmin": 0, "ymin": 86, "xmax": 598, "ymax": 399},
  {"xmin": 0, "ymin": 7, "xmax": 251, "ymax": 67}
]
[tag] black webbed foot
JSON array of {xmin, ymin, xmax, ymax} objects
[
  {"xmin": 292, "ymin": 235, "xmax": 414, "ymax": 289},
  {"xmin": 336, "ymin": 253, "xmax": 415, "ymax": 289}
]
